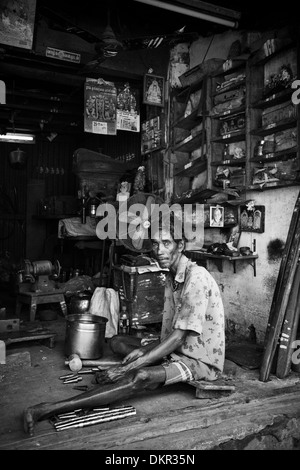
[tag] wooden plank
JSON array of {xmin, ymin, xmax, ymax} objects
[
  {"xmin": 276, "ymin": 260, "xmax": 300, "ymax": 378},
  {"xmin": 189, "ymin": 380, "xmax": 235, "ymax": 391},
  {"xmin": 260, "ymin": 236, "xmax": 300, "ymax": 381},
  {"xmin": 263, "ymin": 191, "xmax": 300, "ymax": 346},
  {"xmin": 260, "ymin": 190, "xmax": 300, "ymax": 381},
  {"xmin": 1, "ymin": 389, "xmax": 300, "ymax": 450}
]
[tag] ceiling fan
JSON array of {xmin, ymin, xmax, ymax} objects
[
  {"xmin": 40, "ymin": 4, "xmax": 199, "ymax": 69},
  {"xmin": 116, "ymin": 192, "xmax": 164, "ymax": 253}
]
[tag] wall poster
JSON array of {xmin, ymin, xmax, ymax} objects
[
  {"xmin": 116, "ymin": 82, "xmax": 140, "ymax": 132},
  {"xmin": 240, "ymin": 204, "xmax": 265, "ymax": 233},
  {"xmin": 0, "ymin": 0, "xmax": 37, "ymax": 50},
  {"xmin": 143, "ymin": 74, "xmax": 165, "ymax": 107},
  {"xmin": 141, "ymin": 116, "xmax": 163, "ymax": 155},
  {"xmin": 84, "ymin": 78, "xmax": 117, "ymax": 135}
]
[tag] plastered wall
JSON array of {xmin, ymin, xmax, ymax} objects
[{"xmin": 210, "ymin": 187, "xmax": 299, "ymax": 344}]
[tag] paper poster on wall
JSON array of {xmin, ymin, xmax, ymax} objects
[
  {"xmin": 0, "ymin": 0, "xmax": 37, "ymax": 50},
  {"xmin": 116, "ymin": 82, "xmax": 140, "ymax": 132},
  {"xmin": 141, "ymin": 116, "xmax": 163, "ymax": 155},
  {"xmin": 84, "ymin": 78, "xmax": 117, "ymax": 135}
]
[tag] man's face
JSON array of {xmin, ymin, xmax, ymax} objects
[{"xmin": 151, "ymin": 229, "xmax": 183, "ymax": 272}]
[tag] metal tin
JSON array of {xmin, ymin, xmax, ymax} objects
[{"xmin": 64, "ymin": 313, "xmax": 107, "ymax": 359}]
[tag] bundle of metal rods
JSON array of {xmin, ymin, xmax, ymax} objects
[
  {"xmin": 59, "ymin": 370, "xmax": 96, "ymax": 384},
  {"xmin": 50, "ymin": 406, "xmax": 136, "ymax": 432}
]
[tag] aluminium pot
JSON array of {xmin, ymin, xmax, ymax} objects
[
  {"xmin": 64, "ymin": 313, "xmax": 107, "ymax": 359},
  {"xmin": 9, "ymin": 148, "xmax": 27, "ymax": 167}
]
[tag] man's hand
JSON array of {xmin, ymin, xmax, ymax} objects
[
  {"xmin": 95, "ymin": 365, "xmax": 129, "ymax": 384},
  {"xmin": 122, "ymin": 348, "xmax": 144, "ymax": 365},
  {"xmin": 95, "ymin": 348, "xmax": 145, "ymax": 383}
]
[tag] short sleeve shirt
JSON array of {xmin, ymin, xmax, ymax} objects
[{"xmin": 160, "ymin": 254, "xmax": 225, "ymax": 380}]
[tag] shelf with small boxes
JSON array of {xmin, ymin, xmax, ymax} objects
[
  {"xmin": 207, "ymin": 55, "xmax": 249, "ymax": 191},
  {"xmin": 248, "ymin": 32, "xmax": 300, "ymax": 190},
  {"xmin": 170, "ymin": 75, "xmax": 209, "ymax": 197}
]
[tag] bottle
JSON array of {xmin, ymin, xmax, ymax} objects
[
  {"xmin": 89, "ymin": 197, "xmax": 97, "ymax": 218},
  {"xmin": 255, "ymin": 140, "xmax": 265, "ymax": 158},
  {"xmin": 258, "ymin": 140, "xmax": 265, "ymax": 156},
  {"xmin": 119, "ymin": 305, "xmax": 130, "ymax": 335},
  {"xmin": 223, "ymin": 144, "xmax": 230, "ymax": 163},
  {"xmin": 81, "ymin": 196, "xmax": 86, "ymax": 224}
]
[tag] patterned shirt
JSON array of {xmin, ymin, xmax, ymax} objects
[{"xmin": 160, "ymin": 254, "xmax": 225, "ymax": 380}]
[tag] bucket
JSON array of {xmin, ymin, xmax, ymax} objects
[{"xmin": 64, "ymin": 313, "xmax": 107, "ymax": 359}]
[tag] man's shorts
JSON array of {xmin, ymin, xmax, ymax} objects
[
  {"xmin": 161, "ymin": 358, "xmax": 194, "ymax": 386},
  {"xmin": 161, "ymin": 357, "xmax": 219, "ymax": 385}
]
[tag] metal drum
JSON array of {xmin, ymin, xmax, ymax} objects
[{"xmin": 64, "ymin": 314, "xmax": 107, "ymax": 359}]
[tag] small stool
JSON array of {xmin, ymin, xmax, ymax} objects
[
  {"xmin": 189, "ymin": 379, "xmax": 236, "ymax": 399},
  {"xmin": 15, "ymin": 290, "xmax": 67, "ymax": 322}
]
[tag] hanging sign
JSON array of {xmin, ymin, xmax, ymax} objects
[
  {"xmin": 116, "ymin": 82, "xmax": 140, "ymax": 132},
  {"xmin": 84, "ymin": 78, "xmax": 117, "ymax": 135},
  {"xmin": 46, "ymin": 47, "xmax": 81, "ymax": 63}
]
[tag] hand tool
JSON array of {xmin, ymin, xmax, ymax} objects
[{"xmin": 65, "ymin": 353, "xmax": 121, "ymax": 372}]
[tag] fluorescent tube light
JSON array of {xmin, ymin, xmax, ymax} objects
[
  {"xmin": 0, "ymin": 133, "xmax": 35, "ymax": 143},
  {"xmin": 133, "ymin": 0, "xmax": 239, "ymax": 28}
]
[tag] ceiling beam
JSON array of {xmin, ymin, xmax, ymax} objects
[
  {"xmin": 168, "ymin": 0, "xmax": 241, "ymax": 19},
  {"xmin": 132, "ymin": 0, "xmax": 240, "ymax": 28}
]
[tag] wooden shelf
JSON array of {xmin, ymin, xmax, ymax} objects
[
  {"xmin": 186, "ymin": 251, "xmax": 258, "ymax": 276},
  {"xmin": 174, "ymin": 132, "xmax": 203, "ymax": 153},
  {"xmin": 174, "ymin": 188, "xmax": 218, "ymax": 204},
  {"xmin": 211, "ymin": 130, "xmax": 245, "ymax": 143},
  {"xmin": 142, "ymin": 146, "xmax": 165, "ymax": 156},
  {"xmin": 251, "ymin": 118, "xmax": 297, "ymax": 137},
  {"xmin": 250, "ymin": 147, "xmax": 297, "ymax": 163},
  {"xmin": 210, "ymin": 105, "xmax": 245, "ymax": 119},
  {"xmin": 174, "ymin": 156, "xmax": 207, "ymax": 177},
  {"xmin": 173, "ymin": 78, "xmax": 204, "ymax": 103},
  {"xmin": 173, "ymin": 109, "xmax": 203, "ymax": 130},
  {"xmin": 250, "ymin": 39, "xmax": 296, "ymax": 66},
  {"xmin": 211, "ymin": 158, "xmax": 246, "ymax": 167},
  {"xmin": 213, "ymin": 79, "xmax": 246, "ymax": 97},
  {"xmin": 252, "ymin": 88, "xmax": 293, "ymax": 109},
  {"xmin": 248, "ymin": 181, "xmax": 300, "ymax": 191},
  {"xmin": 212, "ymin": 56, "xmax": 248, "ymax": 77},
  {"xmin": 207, "ymin": 30, "xmax": 299, "ymax": 192}
]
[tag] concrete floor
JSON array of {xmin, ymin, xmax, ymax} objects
[{"xmin": 1, "ymin": 299, "xmax": 300, "ymax": 451}]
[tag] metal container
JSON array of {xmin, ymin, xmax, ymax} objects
[
  {"xmin": 9, "ymin": 148, "xmax": 27, "ymax": 167},
  {"xmin": 64, "ymin": 314, "xmax": 107, "ymax": 359},
  {"xmin": 69, "ymin": 294, "xmax": 91, "ymax": 315}
]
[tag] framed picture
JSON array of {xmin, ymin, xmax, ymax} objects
[
  {"xmin": 143, "ymin": 74, "xmax": 165, "ymax": 107},
  {"xmin": 240, "ymin": 205, "xmax": 265, "ymax": 233},
  {"xmin": 0, "ymin": 0, "xmax": 37, "ymax": 50},
  {"xmin": 209, "ymin": 205, "xmax": 224, "ymax": 228}
]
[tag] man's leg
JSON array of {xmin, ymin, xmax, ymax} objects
[
  {"xmin": 109, "ymin": 334, "xmax": 142, "ymax": 357},
  {"xmin": 24, "ymin": 365, "xmax": 166, "ymax": 436}
]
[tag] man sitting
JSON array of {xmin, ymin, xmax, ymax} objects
[{"xmin": 23, "ymin": 213, "xmax": 225, "ymax": 436}]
